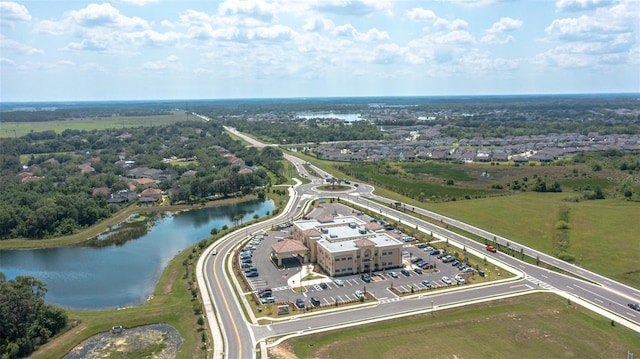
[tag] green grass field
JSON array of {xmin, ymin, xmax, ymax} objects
[
  {"xmin": 0, "ymin": 111, "xmax": 191, "ymax": 138},
  {"xmin": 429, "ymin": 192, "xmax": 640, "ymax": 288},
  {"xmin": 277, "ymin": 293, "xmax": 640, "ymax": 359}
]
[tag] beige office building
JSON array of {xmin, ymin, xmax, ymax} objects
[{"xmin": 292, "ymin": 215, "xmax": 403, "ymax": 276}]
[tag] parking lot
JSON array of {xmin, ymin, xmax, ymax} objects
[{"xmin": 237, "ymin": 203, "xmax": 482, "ymax": 310}]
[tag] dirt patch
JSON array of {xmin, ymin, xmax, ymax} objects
[
  {"xmin": 63, "ymin": 323, "xmax": 182, "ymax": 359},
  {"xmin": 268, "ymin": 342, "xmax": 298, "ymax": 359}
]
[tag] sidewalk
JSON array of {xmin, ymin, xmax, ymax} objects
[{"xmin": 287, "ymin": 264, "xmax": 330, "ymax": 288}]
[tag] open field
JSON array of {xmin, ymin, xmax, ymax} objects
[
  {"xmin": 273, "ymin": 293, "xmax": 640, "ymax": 359},
  {"xmin": 0, "ymin": 111, "xmax": 191, "ymax": 138},
  {"xmin": 290, "ymin": 150, "xmax": 639, "ymax": 288},
  {"xmin": 429, "ymin": 192, "xmax": 640, "ymax": 289}
]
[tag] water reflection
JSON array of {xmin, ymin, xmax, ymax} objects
[{"xmin": 0, "ymin": 199, "xmax": 275, "ymax": 310}]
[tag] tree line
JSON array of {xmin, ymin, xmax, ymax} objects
[
  {"xmin": 0, "ymin": 274, "xmax": 67, "ymax": 359},
  {"xmin": 0, "ymin": 120, "xmax": 283, "ymax": 240}
]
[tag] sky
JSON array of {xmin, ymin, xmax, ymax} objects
[{"xmin": 0, "ymin": 0, "xmax": 639, "ymax": 102}]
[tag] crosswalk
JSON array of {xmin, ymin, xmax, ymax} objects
[
  {"xmin": 378, "ymin": 297, "xmax": 401, "ymax": 304},
  {"xmin": 525, "ymin": 275, "xmax": 556, "ymax": 290}
]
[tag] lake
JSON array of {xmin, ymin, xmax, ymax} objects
[
  {"xmin": 296, "ymin": 113, "xmax": 363, "ymax": 122},
  {"xmin": 0, "ymin": 199, "xmax": 275, "ymax": 310}
]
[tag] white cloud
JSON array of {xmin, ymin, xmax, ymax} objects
[
  {"xmin": 217, "ymin": 0, "xmax": 277, "ymax": 23},
  {"xmin": 0, "ymin": 57, "xmax": 15, "ymax": 65},
  {"xmin": 120, "ymin": 0, "xmax": 160, "ymax": 5},
  {"xmin": 546, "ymin": 3, "xmax": 639, "ymax": 41},
  {"xmin": 312, "ymin": 0, "xmax": 393, "ymax": 16},
  {"xmin": 302, "ymin": 17, "xmax": 334, "ymax": 32},
  {"xmin": 66, "ymin": 3, "xmax": 149, "ymax": 30},
  {"xmin": 331, "ymin": 24, "xmax": 389, "ymax": 41},
  {"xmin": 481, "ymin": 17, "xmax": 522, "ymax": 43},
  {"xmin": 555, "ymin": 0, "xmax": 613, "ymax": 12},
  {"xmin": 486, "ymin": 17, "xmax": 523, "ymax": 34},
  {"xmin": 405, "ymin": 8, "xmax": 437, "ymax": 22},
  {"xmin": 449, "ymin": 0, "xmax": 513, "ymax": 7},
  {"xmin": 247, "ymin": 25, "xmax": 295, "ymax": 41},
  {"xmin": 0, "ymin": 35, "xmax": 43, "ymax": 54},
  {"xmin": 167, "ymin": 55, "xmax": 179, "ymax": 62},
  {"xmin": 0, "ymin": 1, "xmax": 32, "ymax": 27},
  {"xmin": 433, "ymin": 18, "xmax": 468, "ymax": 31}
]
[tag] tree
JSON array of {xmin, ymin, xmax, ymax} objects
[{"xmin": 0, "ymin": 274, "xmax": 67, "ymax": 358}]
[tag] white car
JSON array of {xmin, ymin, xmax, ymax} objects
[
  {"xmin": 441, "ymin": 276, "xmax": 452, "ymax": 285},
  {"xmin": 334, "ymin": 279, "xmax": 344, "ymax": 286},
  {"xmin": 354, "ymin": 290, "xmax": 364, "ymax": 299},
  {"xmin": 211, "ymin": 249, "xmax": 217, "ymax": 255},
  {"xmin": 455, "ymin": 275, "xmax": 465, "ymax": 283}
]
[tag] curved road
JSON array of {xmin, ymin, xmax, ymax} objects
[{"xmin": 198, "ymin": 128, "xmax": 640, "ymax": 359}]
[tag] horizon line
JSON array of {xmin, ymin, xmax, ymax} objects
[{"xmin": 1, "ymin": 91, "xmax": 639, "ymax": 105}]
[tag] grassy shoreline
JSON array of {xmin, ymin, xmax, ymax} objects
[
  {"xmin": 25, "ymin": 193, "xmax": 280, "ymax": 358},
  {"xmin": 0, "ymin": 195, "xmax": 258, "ymax": 250}
]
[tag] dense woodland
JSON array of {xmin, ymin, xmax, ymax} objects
[
  {"xmin": 0, "ymin": 274, "xmax": 67, "ymax": 359},
  {"xmin": 0, "ymin": 121, "xmax": 280, "ymax": 240}
]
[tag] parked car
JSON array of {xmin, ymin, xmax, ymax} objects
[
  {"xmin": 334, "ymin": 279, "xmax": 344, "ymax": 286},
  {"xmin": 295, "ymin": 298, "xmax": 305, "ymax": 309},
  {"xmin": 416, "ymin": 243, "xmax": 427, "ymax": 248},
  {"xmin": 260, "ymin": 296, "xmax": 275, "ymax": 304},
  {"xmin": 241, "ymin": 263, "xmax": 253, "ymax": 269},
  {"xmin": 441, "ymin": 276, "xmax": 452, "ymax": 285},
  {"xmin": 413, "ymin": 268, "xmax": 423, "ymax": 275},
  {"xmin": 462, "ymin": 267, "xmax": 475, "ymax": 273},
  {"xmin": 258, "ymin": 288, "xmax": 272, "ymax": 298},
  {"xmin": 415, "ymin": 260, "xmax": 426, "ymax": 267},
  {"xmin": 320, "ymin": 282, "xmax": 329, "ymax": 289},
  {"xmin": 310, "ymin": 297, "xmax": 321, "ymax": 306},
  {"xmin": 442, "ymin": 256, "xmax": 455, "ymax": 263},
  {"xmin": 454, "ymin": 275, "xmax": 465, "ymax": 284},
  {"xmin": 411, "ymin": 257, "xmax": 423, "ymax": 263},
  {"xmin": 451, "ymin": 260, "xmax": 460, "ymax": 266},
  {"xmin": 389, "ymin": 271, "xmax": 399, "ymax": 278},
  {"xmin": 246, "ymin": 271, "xmax": 259, "ymax": 278},
  {"xmin": 421, "ymin": 262, "xmax": 434, "ymax": 270},
  {"xmin": 421, "ymin": 280, "xmax": 432, "ymax": 288},
  {"xmin": 436, "ymin": 252, "xmax": 446, "ymax": 259},
  {"xmin": 400, "ymin": 269, "xmax": 411, "ymax": 277},
  {"xmin": 429, "ymin": 249, "xmax": 440, "ymax": 255},
  {"xmin": 244, "ymin": 267, "xmax": 258, "ymax": 273},
  {"xmin": 354, "ymin": 290, "xmax": 365, "ymax": 299},
  {"xmin": 361, "ymin": 273, "xmax": 371, "ymax": 283},
  {"xmin": 486, "ymin": 245, "xmax": 497, "ymax": 253}
]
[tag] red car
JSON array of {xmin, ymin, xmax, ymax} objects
[{"xmin": 486, "ymin": 245, "xmax": 497, "ymax": 253}]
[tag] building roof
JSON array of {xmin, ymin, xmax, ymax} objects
[
  {"xmin": 354, "ymin": 238, "xmax": 376, "ymax": 247},
  {"xmin": 135, "ymin": 178, "xmax": 156, "ymax": 185},
  {"xmin": 365, "ymin": 222, "xmax": 385, "ymax": 231},
  {"xmin": 271, "ymin": 239, "xmax": 308, "ymax": 254},
  {"xmin": 140, "ymin": 188, "xmax": 162, "ymax": 196}
]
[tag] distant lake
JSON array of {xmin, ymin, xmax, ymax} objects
[
  {"xmin": 0, "ymin": 199, "xmax": 275, "ymax": 310},
  {"xmin": 296, "ymin": 113, "xmax": 363, "ymax": 122}
]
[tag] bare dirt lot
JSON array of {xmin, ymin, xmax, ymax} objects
[{"xmin": 63, "ymin": 323, "xmax": 182, "ymax": 359}]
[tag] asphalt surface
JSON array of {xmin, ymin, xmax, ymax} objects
[{"xmin": 197, "ymin": 128, "xmax": 640, "ymax": 359}]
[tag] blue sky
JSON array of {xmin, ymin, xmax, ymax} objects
[{"xmin": 1, "ymin": 0, "xmax": 638, "ymax": 101}]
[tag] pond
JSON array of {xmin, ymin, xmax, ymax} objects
[{"xmin": 0, "ymin": 199, "xmax": 275, "ymax": 310}]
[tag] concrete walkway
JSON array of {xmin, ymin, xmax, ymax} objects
[{"xmin": 287, "ymin": 264, "xmax": 331, "ymax": 288}]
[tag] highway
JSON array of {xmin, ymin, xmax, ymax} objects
[{"xmin": 198, "ymin": 128, "xmax": 640, "ymax": 358}]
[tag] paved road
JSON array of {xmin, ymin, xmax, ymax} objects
[{"xmin": 199, "ymin": 128, "xmax": 640, "ymax": 359}]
